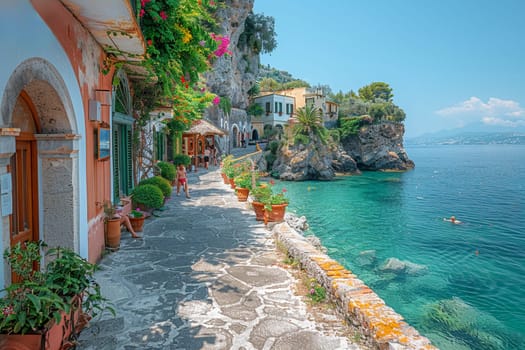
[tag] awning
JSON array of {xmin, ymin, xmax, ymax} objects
[{"xmin": 184, "ymin": 119, "xmax": 227, "ymax": 136}]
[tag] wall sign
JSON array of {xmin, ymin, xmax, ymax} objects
[{"xmin": 95, "ymin": 127, "xmax": 111, "ymax": 160}]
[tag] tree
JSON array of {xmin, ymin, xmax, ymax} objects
[
  {"xmin": 358, "ymin": 82, "xmax": 393, "ymax": 102},
  {"xmin": 238, "ymin": 13, "xmax": 277, "ymax": 54},
  {"xmin": 293, "ymin": 104, "xmax": 327, "ymax": 143},
  {"xmin": 259, "ymin": 77, "xmax": 281, "ymax": 92}
]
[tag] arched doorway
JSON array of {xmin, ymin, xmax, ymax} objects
[
  {"xmin": 1, "ymin": 58, "xmax": 80, "ymax": 284},
  {"xmin": 232, "ymin": 125, "xmax": 239, "ymax": 148},
  {"xmin": 10, "ymin": 92, "xmax": 40, "ymax": 283},
  {"xmin": 252, "ymin": 129, "xmax": 259, "ymax": 141}
]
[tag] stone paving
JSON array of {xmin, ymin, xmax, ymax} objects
[{"xmin": 76, "ymin": 167, "xmax": 363, "ymax": 350}]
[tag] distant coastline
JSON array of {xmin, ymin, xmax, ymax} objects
[{"xmin": 406, "ymin": 131, "xmax": 525, "ymax": 145}]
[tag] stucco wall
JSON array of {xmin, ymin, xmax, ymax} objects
[{"xmin": 0, "ymin": 0, "xmax": 89, "ymax": 288}]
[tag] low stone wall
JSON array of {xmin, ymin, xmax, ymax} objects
[{"xmin": 273, "ymin": 223, "xmax": 437, "ymax": 350}]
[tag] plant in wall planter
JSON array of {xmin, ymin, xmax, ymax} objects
[{"xmin": 0, "ymin": 241, "xmax": 114, "ymax": 350}]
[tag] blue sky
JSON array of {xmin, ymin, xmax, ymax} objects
[{"xmin": 253, "ymin": 0, "xmax": 525, "ymax": 137}]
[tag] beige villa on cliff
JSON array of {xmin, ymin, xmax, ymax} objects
[{"xmin": 251, "ymin": 87, "xmax": 339, "ymax": 140}]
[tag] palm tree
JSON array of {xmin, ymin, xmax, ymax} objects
[{"xmin": 293, "ymin": 104, "xmax": 327, "ymax": 143}]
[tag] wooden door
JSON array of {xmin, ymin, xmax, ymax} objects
[{"xmin": 10, "ymin": 139, "xmax": 38, "ymax": 281}]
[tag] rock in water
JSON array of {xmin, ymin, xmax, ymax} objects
[{"xmin": 380, "ymin": 257, "xmax": 428, "ymax": 276}]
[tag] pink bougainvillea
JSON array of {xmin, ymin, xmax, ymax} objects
[
  {"xmin": 212, "ymin": 96, "xmax": 220, "ymax": 105},
  {"xmin": 159, "ymin": 11, "xmax": 168, "ymax": 20},
  {"xmin": 210, "ymin": 33, "xmax": 232, "ymax": 57}
]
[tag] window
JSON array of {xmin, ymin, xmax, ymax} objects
[
  {"xmin": 112, "ymin": 70, "xmax": 134, "ymax": 202},
  {"xmin": 306, "ymin": 98, "xmax": 315, "ymax": 107},
  {"xmin": 274, "ymin": 102, "xmax": 278, "ymax": 114},
  {"xmin": 265, "ymin": 102, "xmax": 271, "ymax": 113},
  {"xmin": 279, "ymin": 102, "xmax": 283, "ymax": 113}
]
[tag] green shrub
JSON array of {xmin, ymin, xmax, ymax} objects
[
  {"xmin": 157, "ymin": 161, "xmax": 176, "ymax": 182},
  {"xmin": 265, "ymin": 153, "xmax": 277, "ymax": 170},
  {"xmin": 269, "ymin": 140, "xmax": 280, "ymax": 154},
  {"xmin": 293, "ymin": 134, "xmax": 310, "ymax": 145},
  {"xmin": 131, "ymin": 184, "xmax": 164, "ymax": 209},
  {"xmin": 172, "ymin": 154, "xmax": 191, "ymax": 166},
  {"xmin": 307, "ymin": 278, "xmax": 326, "ymax": 303},
  {"xmin": 139, "ymin": 176, "xmax": 172, "ymax": 198}
]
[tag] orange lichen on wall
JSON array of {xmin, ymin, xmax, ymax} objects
[
  {"xmin": 371, "ymin": 319, "xmax": 404, "ymax": 341},
  {"xmin": 326, "ymin": 269, "xmax": 354, "ymax": 278},
  {"xmin": 274, "ymin": 224, "xmax": 437, "ymax": 349}
]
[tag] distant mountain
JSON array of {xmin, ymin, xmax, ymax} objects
[{"xmin": 406, "ymin": 131, "xmax": 525, "ymax": 145}]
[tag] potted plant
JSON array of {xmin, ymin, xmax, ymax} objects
[
  {"xmin": 128, "ymin": 208, "xmax": 145, "ymax": 232},
  {"xmin": 102, "ymin": 200, "xmax": 121, "ymax": 251},
  {"xmin": 221, "ymin": 155, "xmax": 234, "ymax": 185},
  {"xmin": 156, "ymin": 161, "xmax": 176, "ymax": 184},
  {"xmin": 45, "ymin": 246, "xmax": 113, "ymax": 336},
  {"xmin": 139, "ymin": 176, "xmax": 173, "ymax": 200},
  {"xmin": 172, "ymin": 154, "xmax": 191, "ymax": 168},
  {"xmin": 250, "ymin": 183, "xmax": 272, "ymax": 221},
  {"xmin": 234, "ymin": 173, "xmax": 252, "ymax": 202},
  {"xmin": 262, "ymin": 181, "xmax": 289, "ymax": 223},
  {"xmin": 131, "ymin": 184, "xmax": 164, "ymax": 212},
  {"xmin": 0, "ymin": 241, "xmax": 113, "ymax": 349}
]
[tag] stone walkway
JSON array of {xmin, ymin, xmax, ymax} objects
[{"xmin": 77, "ymin": 168, "xmax": 363, "ymax": 350}]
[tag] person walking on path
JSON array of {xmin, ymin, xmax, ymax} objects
[
  {"xmin": 204, "ymin": 146, "xmax": 211, "ymax": 169},
  {"xmin": 176, "ymin": 164, "xmax": 190, "ymax": 198}
]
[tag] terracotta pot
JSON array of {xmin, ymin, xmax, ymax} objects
[
  {"xmin": 129, "ymin": 216, "xmax": 145, "ymax": 232},
  {"xmin": 228, "ymin": 178, "xmax": 236, "ymax": 189},
  {"xmin": 221, "ymin": 172, "xmax": 229, "ymax": 185},
  {"xmin": 235, "ymin": 188, "xmax": 250, "ymax": 202},
  {"xmin": 265, "ymin": 203, "xmax": 288, "ymax": 223},
  {"xmin": 0, "ymin": 311, "xmax": 70, "ymax": 350},
  {"xmin": 252, "ymin": 201, "xmax": 265, "ymax": 221},
  {"xmin": 105, "ymin": 218, "xmax": 121, "ymax": 250}
]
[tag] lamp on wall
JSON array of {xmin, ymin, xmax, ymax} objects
[
  {"xmin": 89, "ymin": 89, "xmax": 112, "ymax": 123},
  {"xmin": 88, "ymin": 99, "xmax": 101, "ymax": 122}
]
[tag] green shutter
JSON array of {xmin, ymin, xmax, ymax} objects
[
  {"xmin": 125, "ymin": 125, "xmax": 134, "ymax": 194},
  {"xmin": 112, "ymin": 127, "xmax": 120, "ymax": 202}
]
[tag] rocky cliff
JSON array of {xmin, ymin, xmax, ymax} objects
[
  {"xmin": 342, "ymin": 122, "xmax": 414, "ymax": 171},
  {"xmin": 271, "ymin": 122, "xmax": 412, "ymax": 181},
  {"xmin": 206, "ymin": 0, "xmax": 259, "ymax": 109}
]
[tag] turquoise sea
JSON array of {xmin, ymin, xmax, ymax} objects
[{"xmin": 277, "ymin": 145, "xmax": 525, "ymax": 350}]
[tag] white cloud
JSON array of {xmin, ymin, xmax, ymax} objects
[
  {"xmin": 436, "ymin": 97, "xmax": 525, "ymax": 117},
  {"xmin": 435, "ymin": 97, "xmax": 525, "ymax": 128},
  {"xmin": 482, "ymin": 117, "xmax": 525, "ymax": 127}
]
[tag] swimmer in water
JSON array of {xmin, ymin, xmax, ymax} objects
[{"xmin": 444, "ymin": 216, "xmax": 462, "ymax": 224}]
